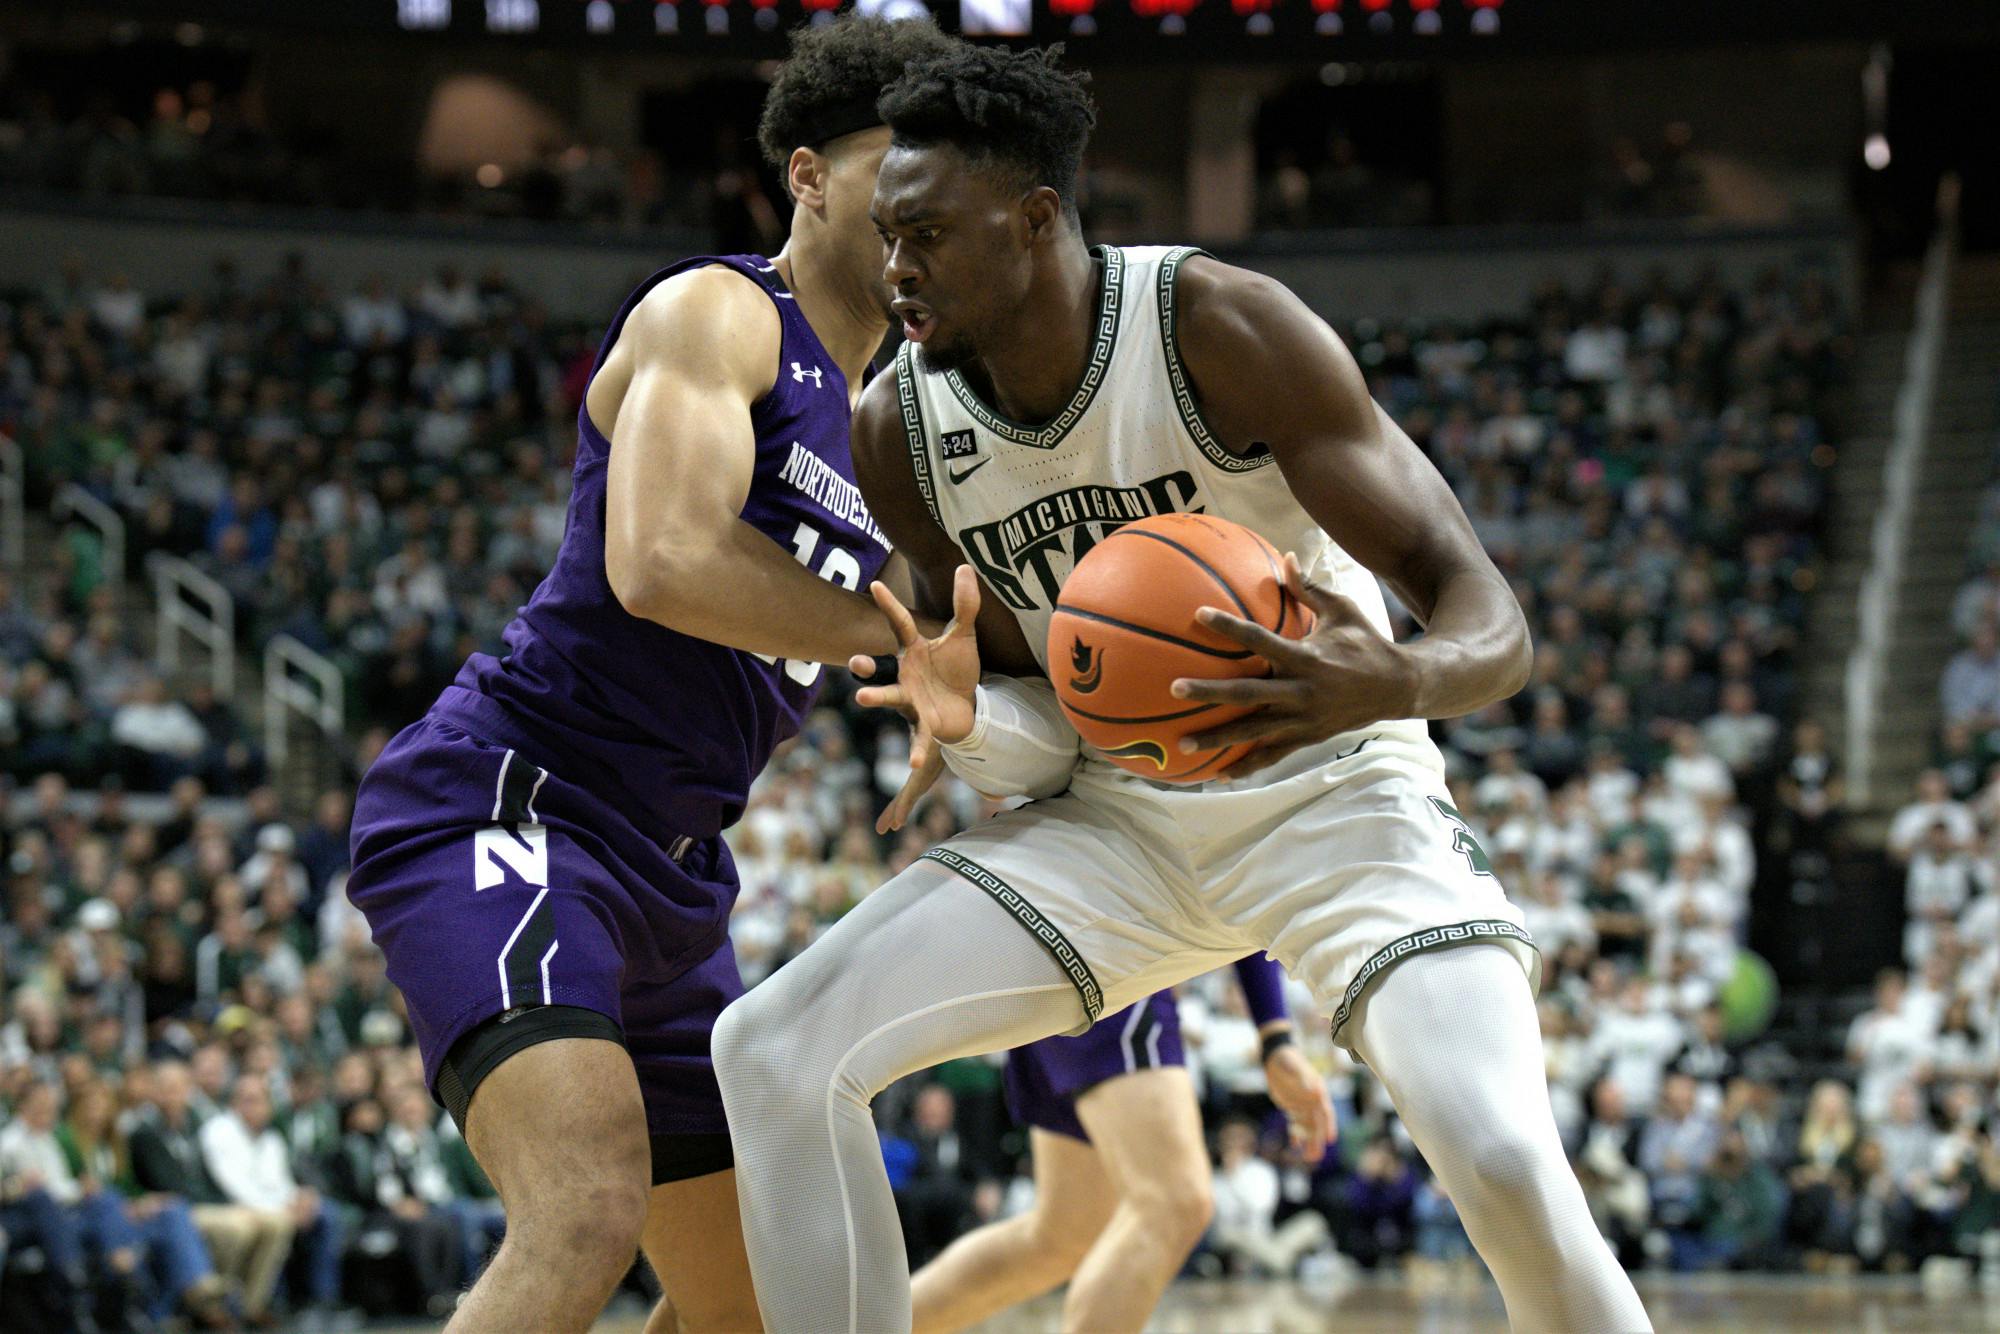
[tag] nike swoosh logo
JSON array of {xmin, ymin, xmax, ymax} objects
[{"xmin": 947, "ymin": 458, "xmax": 989, "ymax": 484}]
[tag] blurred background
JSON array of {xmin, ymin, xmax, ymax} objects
[{"xmin": 2, "ymin": 1, "xmax": 1999, "ymax": 1328}]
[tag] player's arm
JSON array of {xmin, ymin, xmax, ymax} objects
[
  {"xmin": 848, "ymin": 371, "xmax": 1070, "ymax": 826},
  {"xmin": 849, "ymin": 372, "xmax": 1041, "ymax": 676},
  {"xmin": 597, "ymin": 267, "xmax": 902, "ymax": 662},
  {"xmin": 1167, "ymin": 256, "xmax": 1532, "ymax": 769},
  {"xmin": 1231, "ymin": 954, "xmax": 1336, "ymax": 1162}
]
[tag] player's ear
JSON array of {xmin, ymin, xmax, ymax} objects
[
  {"xmin": 1020, "ymin": 187, "xmax": 1064, "ymax": 246},
  {"xmin": 787, "ymin": 146, "xmax": 829, "ymax": 212}
]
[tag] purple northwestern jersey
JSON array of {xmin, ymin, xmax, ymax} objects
[{"xmin": 434, "ymin": 255, "xmax": 893, "ymax": 843}]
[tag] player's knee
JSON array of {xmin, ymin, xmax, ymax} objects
[
  {"xmin": 1450, "ymin": 1124, "xmax": 1566, "ymax": 1230},
  {"xmin": 1126, "ymin": 1171, "xmax": 1214, "ymax": 1252},
  {"xmin": 711, "ymin": 990, "xmax": 793, "ymax": 1104},
  {"xmin": 547, "ymin": 1176, "xmax": 651, "ymax": 1279}
]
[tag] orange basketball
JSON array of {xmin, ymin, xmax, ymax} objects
[{"xmin": 1048, "ymin": 513, "xmax": 1310, "ymax": 783}]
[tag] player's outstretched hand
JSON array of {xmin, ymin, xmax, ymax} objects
[
  {"xmin": 849, "ymin": 565, "xmax": 983, "ymax": 833},
  {"xmin": 1169, "ymin": 551, "xmax": 1419, "ymax": 781},
  {"xmin": 1264, "ymin": 1040, "xmax": 1337, "ymax": 1164}
]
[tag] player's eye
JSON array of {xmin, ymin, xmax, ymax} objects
[{"xmin": 916, "ymin": 227, "xmax": 941, "ymax": 244}]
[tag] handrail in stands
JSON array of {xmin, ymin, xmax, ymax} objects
[
  {"xmin": 148, "ymin": 552, "xmax": 235, "ymax": 697},
  {"xmin": 0, "ymin": 432, "xmax": 22, "ymax": 567},
  {"xmin": 1844, "ymin": 176, "xmax": 1959, "ymax": 808},
  {"xmin": 264, "ymin": 634, "xmax": 345, "ymax": 773},
  {"xmin": 52, "ymin": 483, "xmax": 126, "ymax": 600}
]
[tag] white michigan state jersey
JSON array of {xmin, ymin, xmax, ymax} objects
[{"xmin": 895, "ymin": 243, "xmax": 1438, "ymax": 785}]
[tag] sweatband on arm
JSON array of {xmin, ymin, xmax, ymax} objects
[{"xmin": 939, "ymin": 675, "xmax": 1082, "ymax": 801}]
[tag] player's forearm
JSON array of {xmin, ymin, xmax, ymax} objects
[
  {"xmin": 1396, "ymin": 567, "xmax": 1532, "ymax": 721},
  {"xmin": 617, "ymin": 518, "xmax": 901, "ymax": 661},
  {"xmin": 1232, "ymin": 954, "xmax": 1291, "ymax": 1029}
]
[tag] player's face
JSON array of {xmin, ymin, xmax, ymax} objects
[
  {"xmin": 818, "ymin": 127, "xmax": 897, "ymax": 319},
  {"xmin": 873, "ymin": 143, "xmax": 1034, "ymax": 375}
]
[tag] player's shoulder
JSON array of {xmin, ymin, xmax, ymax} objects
[
  {"xmin": 851, "ymin": 348, "xmax": 914, "ymax": 465},
  {"xmin": 621, "ymin": 263, "xmax": 783, "ymax": 375},
  {"xmin": 1169, "ymin": 251, "xmax": 1306, "ymax": 353}
]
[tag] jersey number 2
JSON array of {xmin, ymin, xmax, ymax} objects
[{"xmin": 754, "ymin": 521, "xmax": 861, "ymax": 687}]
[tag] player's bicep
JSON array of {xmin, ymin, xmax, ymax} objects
[
  {"xmin": 1180, "ymin": 264, "xmax": 1488, "ymax": 625},
  {"xmin": 601, "ymin": 275, "xmax": 778, "ymax": 603}
]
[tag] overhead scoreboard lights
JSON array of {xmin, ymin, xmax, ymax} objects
[{"xmin": 385, "ymin": 0, "xmax": 1504, "ymax": 39}]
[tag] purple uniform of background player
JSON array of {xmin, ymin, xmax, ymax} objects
[
  {"xmin": 347, "ymin": 254, "xmax": 892, "ymax": 1135},
  {"xmin": 1004, "ymin": 955, "xmax": 1291, "ymax": 1143}
]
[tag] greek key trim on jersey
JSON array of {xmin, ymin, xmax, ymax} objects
[
  {"xmin": 897, "ymin": 345, "xmax": 943, "ymax": 528},
  {"xmin": 1158, "ymin": 246, "xmax": 1275, "ymax": 475},
  {"xmin": 1328, "ymin": 918, "xmax": 1538, "ymax": 1043},
  {"xmin": 943, "ymin": 245, "xmax": 1125, "ymax": 450},
  {"xmin": 923, "ymin": 847, "xmax": 1105, "ymax": 1023}
]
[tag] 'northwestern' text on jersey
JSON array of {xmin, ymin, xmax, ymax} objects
[{"xmin": 437, "ymin": 255, "xmax": 892, "ymax": 839}]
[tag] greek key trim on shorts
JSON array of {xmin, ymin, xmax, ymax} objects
[
  {"xmin": 1329, "ymin": 918, "xmax": 1539, "ymax": 1044},
  {"xmin": 922, "ymin": 847, "xmax": 1105, "ymax": 1024}
]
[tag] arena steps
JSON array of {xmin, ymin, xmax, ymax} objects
[{"xmin": 1804, "ymin": 253, "xmax": 1999, "ymax": 822}]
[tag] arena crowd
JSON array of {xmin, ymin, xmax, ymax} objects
[{"xmin": 12, "ymin": 242, "xmax": 1997, "ymax": 1330}]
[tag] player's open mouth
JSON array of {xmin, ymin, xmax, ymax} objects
[{"xmin": 894, "ymin": 300, "xmax": 936, "ymax": 344}]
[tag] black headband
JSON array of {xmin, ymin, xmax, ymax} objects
[{"xmin": 802, "ymin": 95, "xmax": 886, "ymax": 149}]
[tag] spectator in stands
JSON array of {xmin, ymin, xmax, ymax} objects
[
  {"xmin": 59, "ymin": 1077, "xmax": 233, "ymax": 1327},
  {"xmin": 1888, "ymin": 770, "xmax": 1978, "ymax": 862},
  {"xmin": 892, "ymin": 1085, "xmax": 979, "ymax": 1269},
  {"xmin": 1208, "ymin": 1118, "xmax": 1332, "ymax": 1276},
  {"xmin": 198, "ymin": 1073, "xmax": 345, "ymax": 1323},
  {"xmin": 1639, "ymin": 1073, "xmax": 1721, "ymax": 1254},
  {"xmin": 109, "ymin": 675, "xmax": 207, "ymax": 791},
  {"xmin": 1942, "ymin": 623, "xmax": 2000, "ymax": 732},
  {"xmin": 1847, "ymin": 971, "xmax": 1936, "ymax": 1125},
  {"xmin": 1682, "ymin": 1128, "xmax": 1785, "ymax": 1271},
  {"xmin": 1701, "ymin": 683, "xmax": 1780, "ymax": 785},
  {"xmin": 0, "ymin": 1079, "xmax": 117, "ymax": 1330},
  {"xmin": 370, "ymin": 1084, "xmax": 467, "ymax": 1316},
  {"xmin": 1905, "ymin": 819, "xmax": 1993, "ymax": 967},
  {"xmin": 1778, "ymin": 719, "xmax": 1843, "ymax": 857},
  {"xmin": 130, "ymin": 1059, "xmax": 295, "ymax": 1324}
]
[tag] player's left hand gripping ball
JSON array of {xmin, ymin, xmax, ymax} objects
[{"xmin": 1170, "ymin": 552, "xmax": 1419, "ymax": 780}]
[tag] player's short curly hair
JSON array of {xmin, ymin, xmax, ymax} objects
[
  {"xmin": 757, "ymin": 16, "xmax": 961, "ymax": 171},
  {"xmin": 877, "ymin": 43, "xmax": 1097, "ymax": 209}
]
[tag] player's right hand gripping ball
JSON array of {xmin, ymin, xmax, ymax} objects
[{"xmin": 1049, "ymin": 513, "xmax": 1309, "ymax": 782}]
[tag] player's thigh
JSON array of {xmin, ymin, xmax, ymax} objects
[
  {"xmin": 1022, "ymin": 1128, "xmax": 1119, "ymax": 1258},
  {"xmin": 927, "ymin": 794, "xmax": 1245, "ymax": 1023},
  {"xmin": 641, "ymin": 1168, "xmax": 758, "ymax": 1333},
  {"xmin": 1217, "ymin": 760, "xmax": 1537, "ymax": 1046},
  {"xmin": 462, "ymin": 1035, "xmax": 651, "ymax": 1238},
  {"xmin": 1075, "ymin": 1066, "xmax": 1211, "ymax": 1218}
]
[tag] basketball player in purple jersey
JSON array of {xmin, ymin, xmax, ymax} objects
[
  {"xmin": 912, "ymin": 957, "xmax": 1333, "ymax": 1334},
  {"xmin": 343, "ymin": 18, "xmax": 965, "ymax": 1332}
]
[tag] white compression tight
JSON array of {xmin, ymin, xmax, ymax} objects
[
  {"xmin": 1351, "ymin": 945, "xmax": 1653, "ymax": 1333},
  {"xmin": 712, "ymin": 864, "xmax": 1084, "ymax": 1334}
]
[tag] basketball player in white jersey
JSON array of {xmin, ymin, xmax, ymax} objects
[{"xmin": 713, "ymin": 43, "xmax": 1651, "ymax": 1333}]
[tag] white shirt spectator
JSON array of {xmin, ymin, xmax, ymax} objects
[
  {"xmin": 1907, "ymin": 850, "xmax": 1993, "ymax": 966},
  {"xmin": 90, "ymin": 278, "xmax": 146, "ymax": 339},
  {"xmin": 0, "ymin": 1117, "xmax": 82, "ymax": 1203},
  {"xmin": 200, "ymin": 1110, "xmax": 299, "ymax": 1212},
  {"xmin": 1848, "ymin": 1006, "xmax": 1935, "ymax": 1124},
  {"xmin": 341, "ymin": 282, "xmax": 408, "ymax": 346},
  {"xmin": 1211, "ymin": 1151, "xmax": 1281, "ymax": 1239},
  {"xmin": 1565, "ymin": 320, "xmax": 1628, "ymax": 382},
  {"xmin": 417, "ymin": 272, "xmax": 482, "ymax": 330},
  {"xmin": 111, "ymin": 692, "xmax": 207, "ymax": 759},
  {"xmin": 1889, "ymin": 797, "xmax": 1977, "ymax": 861},
  {"xmin": 1587, "ymin": 998, "xmax": 1685, "ymax": 1112},
  {"xmin": 1588, "ymin": 765, "xmax": 1641, "ymax": 827},
  {"xmin": 1665, "ymin": 750, "xmax": 1734, "ymax": 807}
]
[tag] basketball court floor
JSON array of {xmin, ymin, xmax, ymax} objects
[{"xmin": 538, "ymin": 1272, "xmax": 2000, "ymax": 1332}]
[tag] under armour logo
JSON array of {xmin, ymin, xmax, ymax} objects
[{"xmin": 791, "ymin": 362, "xmax": 824, "ymax": 388}]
